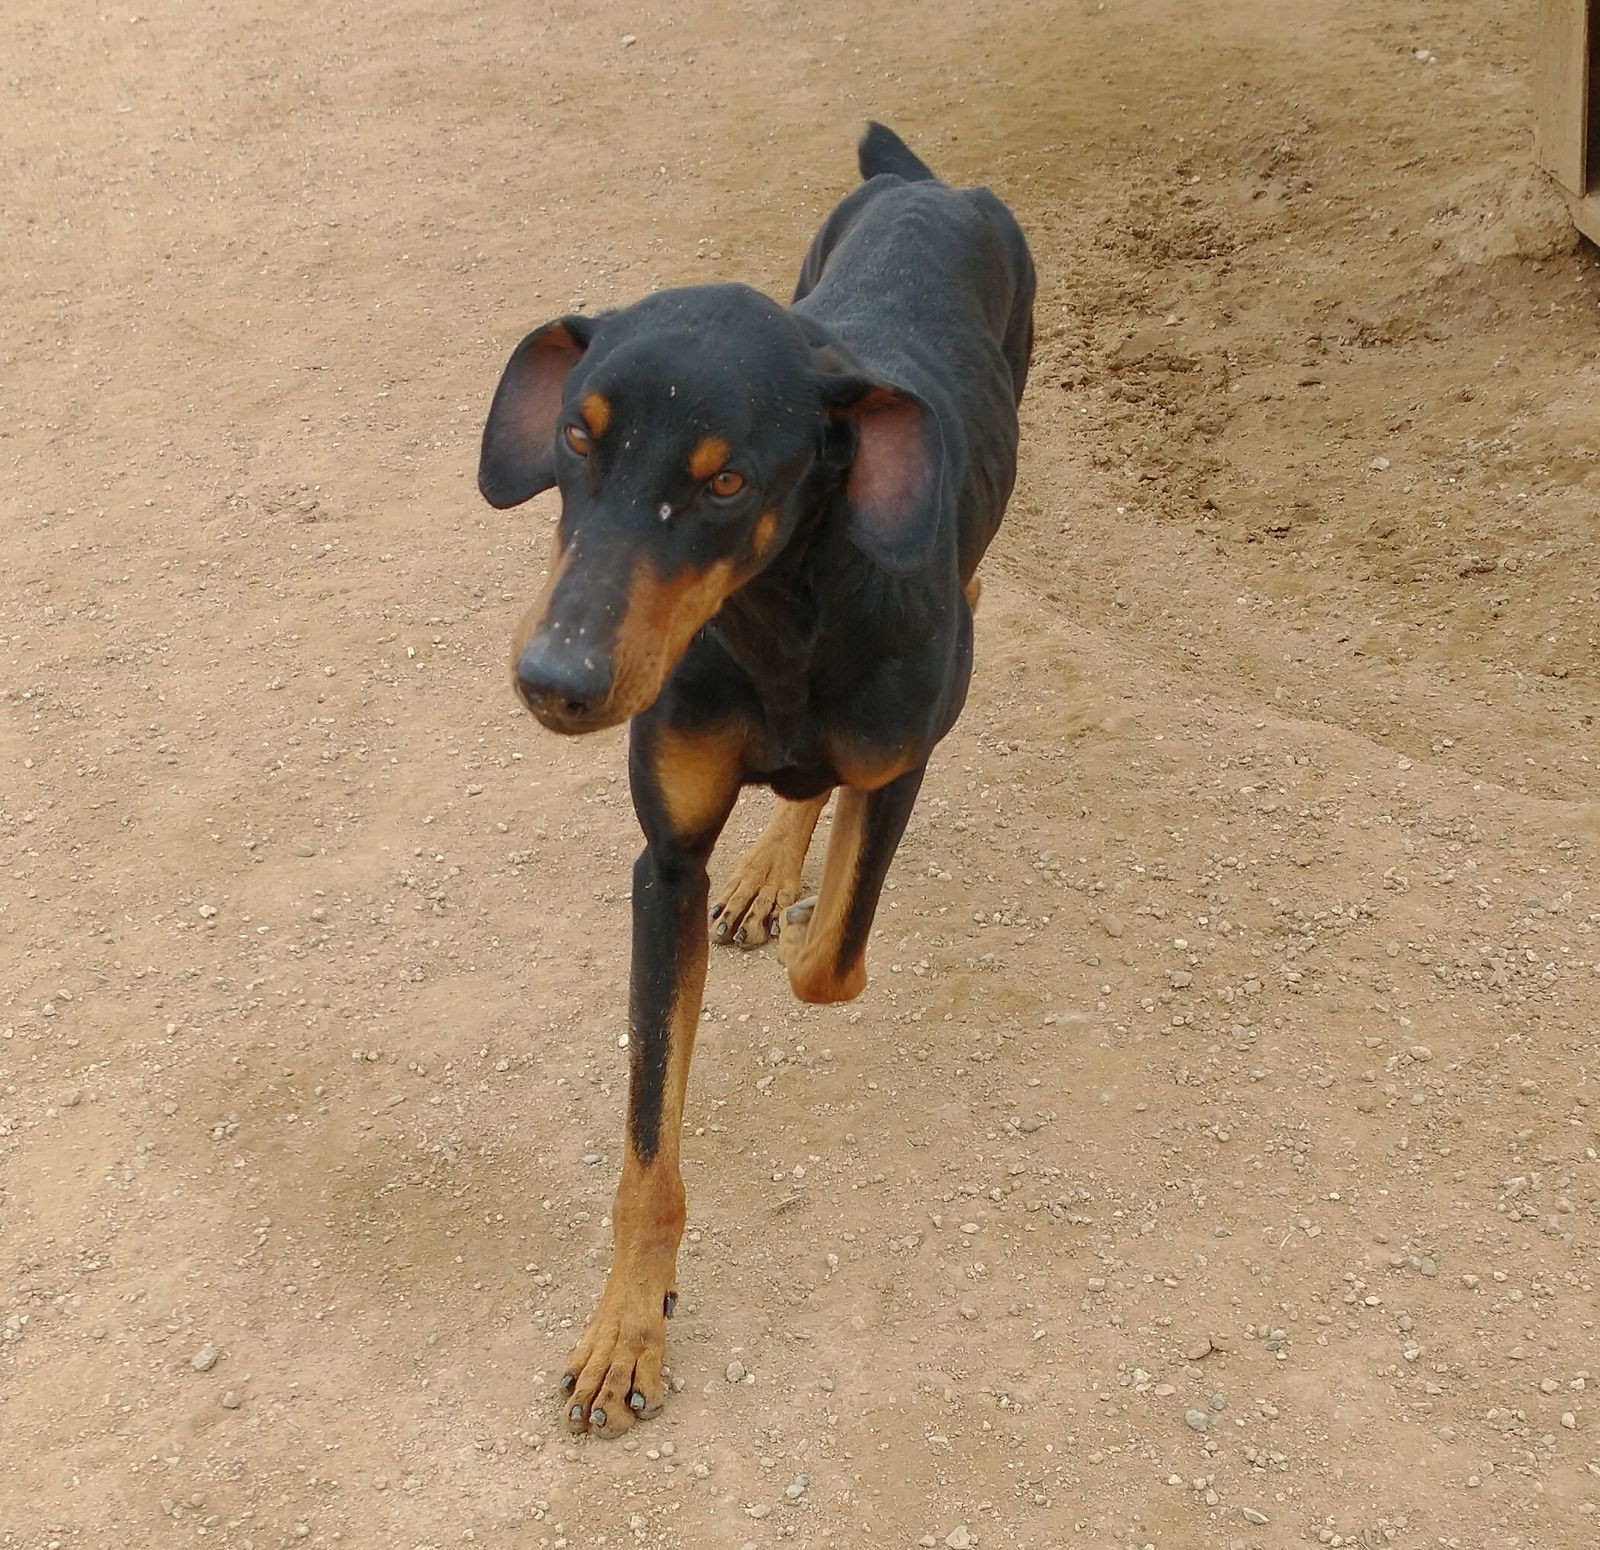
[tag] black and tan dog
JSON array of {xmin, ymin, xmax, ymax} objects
[{"xmin": 479, "ymin": 123, "xmax": 1034, "ymax": 1436}]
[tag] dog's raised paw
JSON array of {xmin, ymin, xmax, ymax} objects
[
  {"xmin": 775, "ymin": 894, "xmax": 817, "ymax": 967},
  {"xmin": 783, "ymin": 895, "xmax": 817, "ymax": 929}
]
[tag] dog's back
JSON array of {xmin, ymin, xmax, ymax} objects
[
  {"xmin": 796, "ymin": 124, "xmax": 1034, "ymax": 398},
  {"xmin": 792, "ymin": 124, "xmax": 1035, "ymax": 576}
]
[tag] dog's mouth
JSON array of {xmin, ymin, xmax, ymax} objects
[
  {"xmin": 510, "ymin": 626, "xmax": 677, "ymax": 736},
  {"xmin": 512, "ymin": 553, "xmax": 744, "ymax": 736},
  {"xmin": 519, "ymin": 682, "xmax": 630, "ymax": 736}
]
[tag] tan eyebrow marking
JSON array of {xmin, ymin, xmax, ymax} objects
[
  {"xmin": 581, "ymin": 393, "xmax": 612, "ymax": 436},
  {"xmin": 687, "ymin": 436, "xmax": 730, "ymax": 481}
]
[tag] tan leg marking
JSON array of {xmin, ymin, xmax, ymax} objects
[
  {"xmin": 561, "ymin": 1145, "xmax": 687, "ymax": 1437},
  {"xmin": 710, "ymin": 794, "xmax": 828, "ymax": 947},
  {"xmin": 563, "ymin": 893, "xmax": 705, "ymax": 1437},
  {"xmin": 776, "ymin": 789, "xmax": 870, "ymax": 1003}
]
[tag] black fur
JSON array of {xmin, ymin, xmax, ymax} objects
[{"xmin": 482, "ymin": 123, "xmax": 1033, "ymax": 1223}]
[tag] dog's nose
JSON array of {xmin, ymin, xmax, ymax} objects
[{"xmin": 515, "ymin": 636, "xmax": 614, "ymax": 727}]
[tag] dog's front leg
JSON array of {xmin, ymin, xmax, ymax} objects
[{"xmin": 560, "ymin": 723, "xmax": 742, "ymax": 1437}]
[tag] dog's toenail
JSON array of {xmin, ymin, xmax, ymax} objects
[
  {"xmin": 590, "ymin": 1407, "xmax": 607, "ymax": 1429},
  {"xmin": 709, "ymin": 904, "xmax": 722, "ymax": 920},
  {"xmin": 569, "ymin": 1404, "xmax": 586, "ymax": 1423},
  {"xmin": 629, "ymin": 1391, "xmax": 646, "ymax": 1412},
  {"xmin": 734, "ymin": 927, "xmax": 747, "ymax": 944},
  {"xmin": 663, "ymin": 1290, "xmax": 678, "ymax": 1318}
]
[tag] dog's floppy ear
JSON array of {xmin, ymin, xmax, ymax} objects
[
  {"xmin": 820, "ymin": 375, "xmax": 948, "ymax": 574},
  {"xmin": 478, "ymin": 316, "xmax": 595, "ymax": 509}
]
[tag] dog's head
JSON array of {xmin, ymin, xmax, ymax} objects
[{"xmin": 479, "ymin": 284, "xmax": 946, "ymax": 733}]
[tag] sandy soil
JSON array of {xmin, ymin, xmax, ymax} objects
[{"xmin": 3, "ymin": 1, "xmax": 1598, "ymax": 1547}]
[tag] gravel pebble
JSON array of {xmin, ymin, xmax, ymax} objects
[
  {"xmin": 1184, "ymin": 1408, "xmax": 1210, "ymax": 1432},
  {"xmin": 785, "ymin": 1473, "xmax": 809, "ymax": 1499},
  {"xmin": 944, "ymin": 1529, "xmax": 974, "ymax": 1550},
  {"xmin": 190, "ymin": 1346, "xmax": 220, "ymax": 1372},
  {"xmin": 725, "ymin": 1360, "xmax": 746, "ymax": 1383}
]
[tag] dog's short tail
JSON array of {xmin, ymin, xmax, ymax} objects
[{"xmin": 858, "ymin": 122, "xmax": 938, "ymax": 184}]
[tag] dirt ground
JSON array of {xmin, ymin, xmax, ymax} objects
[{"xmin": 3, "ymin": 0, "xmax": 1598, "ymax": 1546}]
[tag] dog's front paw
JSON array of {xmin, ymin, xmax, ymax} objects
[
  {"xmin": 559, "ymin": 1280, "xmax": 677, "ymax": 1438},
  {"xmin": 710, "ymin": 850, "xmax": 800, "ymax": 948},
  {"xmin": 709, "ymin": 796, "xmax": 826, "ymax": 948}
]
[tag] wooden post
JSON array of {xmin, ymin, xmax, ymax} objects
[{"xmin": 1534, "ymin": 0, "xmax": 1600, "ymax": 241}]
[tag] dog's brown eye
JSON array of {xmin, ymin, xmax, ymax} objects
[
  {"xmin": 564, "ymin": 424, "xmax": 592, "ymax": 456},
  {"xmin": 708, "ymin": 470, "xmax": 745, "ymax": 499}
]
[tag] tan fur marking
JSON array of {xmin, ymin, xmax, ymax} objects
[
  {"xmin": 651, "ymin": 726, "xmax": 746, "ymax": 841},
  {"xmin": 777, "ymin": 789, "xmax": 871, "ymax": 1003},
  {"xmin": 581, "ymin": 392, "xmax": 612, "ymax": 436},
  {"xmin": 562, "ymin": 1080, "xmax": 692, "ymax": 1436},
  {"xmin": 608, "ymin": 556, "xmax": 741, "ymax": 721},
  {"xmin": 687, "ymin": 436, "xmax": 731, "ymax": 481},
  {"xmin": 964, "ymin": 573, "xmax": 983, "ymax": 613},
  {"xmin": 827, "ymin": 735, "xmax": 919, "ymax": 793},
  {"xmin": 751, "ymin": 509, "xmax": 779, "ymax": 559}
]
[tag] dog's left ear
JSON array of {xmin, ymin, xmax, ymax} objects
[
  {"xmin": 821, "ymin": 376, "xmax": 948, "ymax": 574},
  {"xmin": 479, "ymin": 315, "xmax": 596, "ymax": 509}
]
